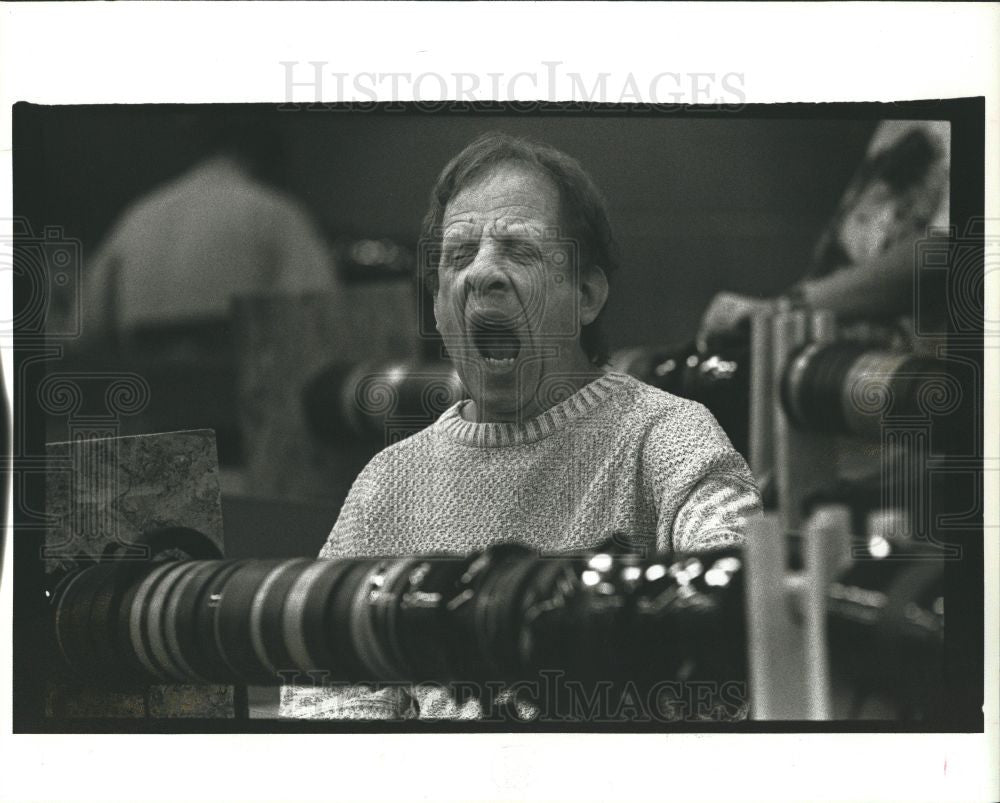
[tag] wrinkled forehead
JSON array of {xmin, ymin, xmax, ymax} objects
[{"xmin": 442, "ymin": 163, "xmax": 562, "ymax": 240}]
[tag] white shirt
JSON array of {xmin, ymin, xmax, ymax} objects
[{"xmin": 85, "ymin": 156, "xmax": 336, "ymax": 336}]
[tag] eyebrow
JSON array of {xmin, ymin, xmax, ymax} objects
[
  {"xmin": 441, "ymin": 228, "xmax": 478, "ymax": 249},
  {"xmin": 441, "ymin": 229, "xmax": 546, "ymax": 259},
  {"xmin": 441, "ymin": 219, "xmax": 478, "ymax": 241},
  {"xmin": 494, "ymin": 219, "xmax": 545, "ymax": 238},
  {"xmin": 440, "ymin": 211, "xmax": 552, "ymax": 251}
]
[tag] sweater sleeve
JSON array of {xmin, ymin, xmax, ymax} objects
[
  {"xmin": 279, "ymin": 457, "xmax": 416, "ymax": 720},
  {"xmin": 640, "ymin": 401, "xmax": 762, "ymax": 554},
  {"xmin": 319, "ymin": 460, "xmax": 375, "ymax": 559},
  {"xmin": 671, "ymin": 470, "xmax": 761, "ymax": 553}
]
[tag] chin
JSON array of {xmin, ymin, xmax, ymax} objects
[{"xmin": 477, "ymin": 372, "xmax": 547, "ymax": 422}]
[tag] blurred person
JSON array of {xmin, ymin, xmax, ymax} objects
[
  {"xmin": 697, "ymin": 121, "xmax": 950, "ymax": 353},
  {"xmin": 282, "ymin": 131, "xmax": 761, "ymax": 720},
  {"xmin": 83, "ymin": 124, "xmax": 337, "ymax": 352}
]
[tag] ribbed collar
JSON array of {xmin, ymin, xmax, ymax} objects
[{"xmin": 434, "ymin": 372, "xmax": 633, "ymax": 448}]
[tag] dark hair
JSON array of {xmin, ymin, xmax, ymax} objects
[
  {"xmin": 867, "ymin": 128, "xmax": 940, "ymax": 192},
  {"xmin": 420, "ymin": 131, "xmax": 620, "ymax": 365}
]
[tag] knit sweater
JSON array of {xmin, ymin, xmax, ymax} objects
[{"xmin": 281, "ymin": 371, "xmax": 761, "ymax": 720}]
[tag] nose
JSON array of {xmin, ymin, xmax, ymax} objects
[{"xmin": 463, "ymin": 240, "xmax": 513, "ymax": 299}]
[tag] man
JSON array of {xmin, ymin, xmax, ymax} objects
[{"xmin": 282, "ymin": 131, "xmax": 761, "ymax": 719}]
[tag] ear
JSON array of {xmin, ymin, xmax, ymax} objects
[
  {"xmin": 431, "ymin": 289, "xmax": 442, "ymax": 332},
  {"xmin": 578, "ymin": 263, "xmax": 609, "ymax": 326}
]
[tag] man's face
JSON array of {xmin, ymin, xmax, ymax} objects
[{"xmin": 433, "ymin": 162, "xmax": 602, "ymax": 423}]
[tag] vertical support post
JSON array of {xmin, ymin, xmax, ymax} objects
[
  {"xmin": 745, "ymin": 506, "xmax": 853, "ymax": 720},
  {"xmin": 745, "ymin": 512, "xmax": 811, "ymax": 719},
  {"xmin": 771, "ymin": 310, "xmax": 839, "ymax": 532},
  {"xmin": 749, "ymin": 310, "xmax": 774, "ymax": 482},
  {"xmin": 800, "ymin": 504, "xmax": 852, "ymax": 719}
]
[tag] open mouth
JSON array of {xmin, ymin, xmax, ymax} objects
[{"xmin": 469, "ymin": 319, "xmax": 523, "ymax": 370}]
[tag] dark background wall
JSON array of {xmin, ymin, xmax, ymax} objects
[{"xmin": 15, "ymin": 105, "xmax": 875, "ymax": 349}]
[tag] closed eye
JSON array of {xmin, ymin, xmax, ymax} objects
[
  {"xmin": 443, "ymin": 242, "xmax": 478, "ymax": 270},
  {"xmin": 498, "ymin": 238, "xmax": 543, "ymax": 265}
]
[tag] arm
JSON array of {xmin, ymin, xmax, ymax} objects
[
  {"xmin": 696, "ymin": 234, "xmax": 922, "ymax": 351},
  {"xmin": 642, "ymin": 404, "xmax": 762, "ymax": 554},
  {"xmin": 671, "ymin": 470, "xmax": 761, "ymax": 553},
  {"xmin": 794, "ymin": 234, "xmax": 921, "ymax": 320},
  {"xmin": 319, "ymin": 466, "xmax": 374, "ymax": 560}
]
